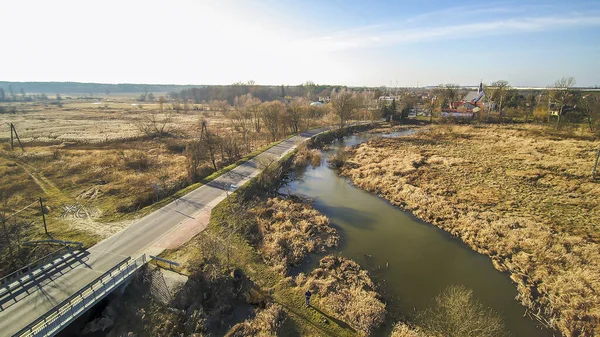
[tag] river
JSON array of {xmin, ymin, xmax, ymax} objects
[{"xmin": 283, "ymin": 130, "xmax": 555, "ymax": 337}]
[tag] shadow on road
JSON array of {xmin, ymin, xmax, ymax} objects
[{"xmin": 0, "ymin": 249, "xmax": 90, "ymax": 311}]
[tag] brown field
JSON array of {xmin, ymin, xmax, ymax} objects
[
  {"xmin": 0, "ymin": 97, "xmax": 292, "ymax": 277},
  {"xmin": 0, "ymin": 100, "xmax": 214, "ymax": 143},
  {"xmin": 341, "ymin": 124, "xmax": 600, "ymax": 336}
]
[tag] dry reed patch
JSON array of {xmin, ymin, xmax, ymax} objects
[
  {"xmin": 225, "ymin": 303, "xmax": 287, "ymax": 337},
  {"xmin": 293, "ymin": 143, "xmax": 322, "ymax": 168},
  {"xmin": 342, "ymin": 124, "xmax": 600, "ymax": 336},
  {"xmin": 295, "ymin": 255, "xmax": 386, "ymax": 336},
  {"xmin": 391, "ymin": 322, "xmax": 430, "ymax": 337},
  {"xmin": 251, "ymin": 197, "xmax": 339, "ymax": 274}
]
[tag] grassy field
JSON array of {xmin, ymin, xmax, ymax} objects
[
  {"xmin": 0, "ymin": 99, "xmax": 216, "ymax": 143},
  {"xmin": 0, "ymin": 96, "xmax": 293, "ymax": 277},
  {"xmin": 341, "ymin": 124, "xmax": 600, "ymax": 336}
]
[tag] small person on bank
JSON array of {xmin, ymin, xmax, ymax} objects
[{"xmin": 305, "ymin": 289, "xmax": 312, "ymax": 307}]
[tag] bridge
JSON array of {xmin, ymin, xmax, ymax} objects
[{"xmin": 0, "ymin": 127, "xmax": 335, "ymax": 337}]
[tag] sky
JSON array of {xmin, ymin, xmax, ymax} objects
[{"xmin": 1, "ymin": 0, "xmax": 599, "ymax": 87}]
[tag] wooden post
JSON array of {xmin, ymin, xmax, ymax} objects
[
  {"xmin": 10, "ymin": 123, "xmax": 14, "ymax": 150},
  {"xmin": 593, "ymin": 147, "xmax": 600, "ymax": 179},
  {"xmin": 39, "ymin": 197, "xmax": 48, "ymax": 235},
  {"xmin": 13, "ymin": 124, "xmax": 24, "ymax": 151}
]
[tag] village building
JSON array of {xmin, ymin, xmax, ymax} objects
[{"xmin": 443, "ymin": 82, "xmax": 486, "ymax": 117}]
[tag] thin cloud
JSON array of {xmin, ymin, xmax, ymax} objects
[{"xmin": 298, "ymin": 14, "xmax": 600, "ymax": 52}]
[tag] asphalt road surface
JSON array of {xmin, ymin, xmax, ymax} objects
[{"xmin": 0, "ymin": 127, "xmax": 328, "ymax": 337}]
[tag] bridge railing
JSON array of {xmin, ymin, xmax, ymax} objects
[{"xmin": 13, "ymin": 254, "xmax": 146, "ymax": 337}]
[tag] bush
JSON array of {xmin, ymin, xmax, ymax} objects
[
  {"xmin": 295, "ymin": 256, "xmax": 386, "ymax": 335},
  {"xmin": 419, "ymin": 285, "xmax": 506, "ymax": 337},
  {"xmin": 327, "ymin": 148, "xmax": 351, "ymax": 168},
  {"xmin": 121, "ymin": 150, "xmax": 152, "ymax": 171},
  {"xmin": 251, "ymin": 197, "xmax": 339, "ymax": 274},
  {"xmin": 225, "ymin": 304, "xmax": 287, "ymax": 337},
  {"xmin": 391, "ymin": 322, "xmax": 429, "ymax": 337},
  {"xmin": 293, "ymin": 143, "xmax": 322, "ymax": 168},
  {"xmin": 165, "ymin": 139, "xmax": 187, "ymax": 153}
]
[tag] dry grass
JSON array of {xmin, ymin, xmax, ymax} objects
[
  {"xmin": 0, "ymin": 97, "xmax": 290, "ymax": 277},
  {"xmin": 162, "ymin": 206, "xmax": 359, "ymax": 336},
  {"xmin": 341, "ymin": 124, "xmax": 600, "ymax": 336},
  {"xmin": 293, "ymin": 142, "xmax": 322, "ymax": 168},
  {"xmin": 225, "ymin": 303, "xmax": 288, "ymax": 337},
  {"xmin": 295, "ymin": 255, "xmax": 387, "ymax": 336},
  {"xmin": 390, "ymin": 322, "xmax": 430, "ymax": 337},
  {"xmin": 0, "ymin": 101, "xmax": 210, "ymax": 142},
  {"xmin": 251, "ymin": 197, "xmax": 339, "ymax": 274}
]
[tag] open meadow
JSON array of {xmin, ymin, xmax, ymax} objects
[{"xmin": 0, "ymin": 95, "xmax": 306, "ymax": 277}]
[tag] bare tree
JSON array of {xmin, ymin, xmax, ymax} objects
[
  {"xmin": 261, "ymin": 101, "xmax": 284, "ymax": 142},
  {"xmin": 420, "ymin": 285, "xmax": 506, "ymax": 337},
  {"xmin": 525, "ymin": 93, "xmax": 538, "ymax": 123},
  {"xmin": 185, "ymin": 139, "xmax": 206, "ymax": 183},
  {"xmin": 576, "ymin": 93, "xmax": 599, "ymax": 132},
  {"xmin": 443, "ymin": 84, "xmax": 460, "ymax": 107},
  {"xmin": 550, "ymin": 77, "xmax": 576, "ymax": 128},
  {"xmin": 488, "ymin": 80, "xmax": 510, "ymax": 122},
  {"xmin": 229, "ymin": 107, "xmax": 253, "ymax": 153},
  {"xmin": 426, "ymin": 97, "xmax": 439, "ymax": 123},
  {"xmin": 137, "ymin": 109, "xmax": 173, "ymax": 137},
  {"xmin": 331, "ymin": 90, "xmax": 358, "ymax": 129},
  {"xmin": 200, "ymin": 120, "xmax": 219, "ymax": 171},
  {"xmin": 286, "ymin": 98, "xmax": 307, "ymax": 133}
]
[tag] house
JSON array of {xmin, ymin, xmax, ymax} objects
[
  {"xmin": 378, "ymin": 95, "xmax": 396, "ymax": 103},
  {"xmin": 442, "ymin": 82, "xmax": 486, "ymax": 118}
]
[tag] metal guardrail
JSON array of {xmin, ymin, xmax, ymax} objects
[
  {"xmin": 149, "ymin": 255, "xmax": 180, "ymax": 269},
  {"xmin": 13, "ymin": 254, "xmax": 147, "ymax": 337},
  {"xmin": 0, "ymin": 247, "xmax": 71, "ymax": 287},
  {"xmin": 1, "ymin": 241, "xmax": 84, "ymax": 287}
]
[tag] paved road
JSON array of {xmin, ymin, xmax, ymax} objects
[{"xmin": 0, "ymin": 127, "xmax": 329, "ymax": 337}]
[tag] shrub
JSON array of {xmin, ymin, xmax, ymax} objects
[
  {"xmin": 121, "ymin": 150, "xmax": 152, "ymax": 171},
  {"xmin": 225, "ymin": 304, "xmax": 287, "ymax": 337},
  {"xmin": 296, "ymin": 255, "xmax": 386, "ymax": 335},
  {"xmin": 391, "ymin": 322, "xmax": 429, "ymax": 337},
  {"xmin": 419, "ymin": 285, "xmax": 506, "ymax": 337},
  {"xmin": 293, "ymin": 143, "xmax": 322, "ymax": 168},
  {"xmin": 251, "ymin": 197, "xmax": 339, "ymax": 274},
  {"xmin": 327, "ymin": 148, "xmax": 351, "ymax": 168}
]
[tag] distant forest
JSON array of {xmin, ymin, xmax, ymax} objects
[
  {"xmin": 0, "ymin": 81, "xmax": 345, "ymax": 104},
  {"xmin": 0, "ymin": 81, "xmax": 197, "ymax": 94}
]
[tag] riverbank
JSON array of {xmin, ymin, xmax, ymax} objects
[
  {"xmin": 81, "ymin": 123, "xmax": 395, "ymax": 337},
  {"xmin": 340, "ymin": 124, "xmax": 600, "ymax": 336}
]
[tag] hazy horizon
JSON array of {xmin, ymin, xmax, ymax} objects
[{"xmin": 2, "ymin": 0, "xmax": 599, "ymax": 87}]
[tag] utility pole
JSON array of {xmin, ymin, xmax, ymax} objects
[
  {"xmin": 10, "ymin": 123, "xmax": 24, "ymax": 151},
  {"xmin": 39, "ymin": 197, "xmax": 48, "ymax": 235}
]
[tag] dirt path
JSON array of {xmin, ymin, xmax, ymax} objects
[
  {"xmin": 13, "ymin": 159, "xmax": 70, "ymax": 203},
  {"xmin": 10, "ymin": 157, "xmax": 131, "ymax": 239}
]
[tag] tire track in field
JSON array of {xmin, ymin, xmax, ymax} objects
[{"xmin": 12, "ymin": 159, "xmax": 69, "ymax": 203}]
